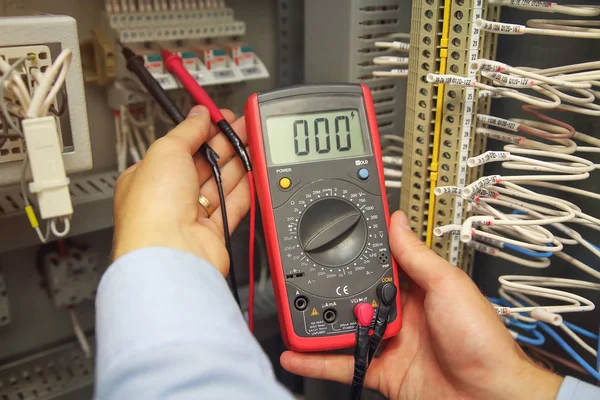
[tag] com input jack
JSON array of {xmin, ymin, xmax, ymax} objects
[
  {"xmin": 294, "ymin": 296, "xmax": 308, "ymax": 311},
  {"xmin": 323, "ymin": 308, "xmax": 337, "ymax": 323}
]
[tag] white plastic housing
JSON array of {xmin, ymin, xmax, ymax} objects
[{"xmin": 22, "ymin": 117, "xmax": 73, "ymax": 219}]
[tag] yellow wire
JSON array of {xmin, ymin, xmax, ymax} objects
[{"xmin": 426, "ymin": 0, "xmax": 452, "ymax": 248}]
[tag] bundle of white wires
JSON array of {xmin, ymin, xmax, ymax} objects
[
  {"xmin": 0, "ymin": 50, "xmax": 73, "ymax": 242},
  {"xmin": 372, "ymin": 33, "xmax": 410, "ymax": 78}
]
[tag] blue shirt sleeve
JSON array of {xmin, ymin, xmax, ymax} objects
[
  {"xmin": 94, "ymin": 247, "xmax": 294, "ymax": 400},
  {"xmin": 556, "ymin": 376, "xmax": 600, "ymax": 400}
]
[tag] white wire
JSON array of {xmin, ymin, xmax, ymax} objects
[
  {"xmin": 527, "ymin": 19, "xmax": 600, "ymax": 38},
  {"xmin": 427, "ymin": 73, "xmax": 562, "ymax": 108},
  {"xmin": 382, "ymin": 155, "xmax": 403, "ymax": 166},
  {"xmin": 475, "ymin": 59, "xmax": 592, "ymax": 89},
  {"xmin": 476, "ymin": 19, "xmax": 600, "ymax": 39},
  {"xmin": 50, "ymin": 217, "xmax": 70, "ymax": 237},
  {"xmin": 69, "ymin": 308, "xmax": 92, "ymax": 359},
  {"xmin": 383, "ymin": 168, "xmax": 402, "ymax": 179},
  {"xmin": 518, "ymin": 181, "xmax": 600, "ymax": 201},
  {"xmin": 496, "ymin": 275, "xmax": 600, "ymax": 315},
  {"xmin": 386, "ymin": 33, "xmax": 411, "ymax": 40},
  {"xmin": 555, "ymin": 251, "xmax": 600, "ymax": 280},
  {"xmin": 131, "ymin": 126, "xmax": 148, "ymax": 156},
  {"xmin": 476, "ymin": 128, "xmax": 577, "ymax": 154},
  {"xmin": 27, "ymin": 49, "xmax": 72, "ymax": 118},
  {"xmin": 467, "ymin": 240, "xmax": 550, "ymax": 268},
  {"xmin": 477, "ymin": 202, "xmax": 555, "ymax": 244},
  {"xmin": 374, "ymin": 41, "xmax": 410, "ymax": 51},
  {"xmin": 373, "ymin": 56, "xmax": 409, "ymax": 66},
  {"xmin": 0, "ymin": 57, "xmax": 30, "ymax": 135},
  {"xmin": 373, "ymin": 69, "xmax": 409, "ymax": 78},
  {"xmin": 559, "ymin": 323, "xmax": 598, "ymax": 356},
  {"xmin": 114, "ymin": 112, "xmax": 124, "ymax": 173},
  {"xmin": 488, "ymin": 0, "xmax": 600, "ymax": 17},
  {"xmin": 0, "ymin": 56, "xmax": 32, "ymax": 109}
]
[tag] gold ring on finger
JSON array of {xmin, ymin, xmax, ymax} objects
[{"xmin": 198, "ymin": 195, "xmax": 215, "ymax": 217}]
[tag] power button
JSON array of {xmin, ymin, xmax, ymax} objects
[
  {"xmin": 279, "ymin": 177, "xmax": 292, "ymax": 190},
  {"xmin": 357, "ymin": 168, "xmax": 370, "ymax": 181}
]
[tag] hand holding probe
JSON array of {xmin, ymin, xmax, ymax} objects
[
  {"xmin": 161, "ymin": 48, "xmax": 258, "ymax": 330},
  {"xmin": 116, "ymin": 41, "xmax": 242, "ymax": 308},
  {"xmin": 161, "ymin": 49, "xmax": 252, "ymax": 172}
]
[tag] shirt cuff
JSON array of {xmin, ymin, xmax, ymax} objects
[{"xmin": 556, "ymin": 376, "xmax": 600, "ymax": 400}]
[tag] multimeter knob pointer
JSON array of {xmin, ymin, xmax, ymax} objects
[{"xmin": 298, "ymin": 198, "xmax": 367, "ymax": 267}]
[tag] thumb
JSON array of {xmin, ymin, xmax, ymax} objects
[
  {"xmin": 163, "ymin": 105, "xmax": 212, "ymax": 155},
  {"xmin": 390, "ymin": 211, "xmax": 460, "ymax": 291}
]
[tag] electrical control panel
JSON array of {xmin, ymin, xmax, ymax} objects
[
  {"xmin": 0, "ymin": 15, "xmax": 91, "ymax": 187},
  {"xmin": 89, "ymin": 2, "xmax": 269, "ymax": 99},
  {"xmin": 0, "ymin": 0, "xmax": 597, "ymax": 399}
]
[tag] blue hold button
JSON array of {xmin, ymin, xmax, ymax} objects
[{"xmin": 357, "ymin": 168, "xmax": 370, "ymax": 181}]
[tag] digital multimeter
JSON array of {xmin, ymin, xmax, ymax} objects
[{"xmin": 245, "ymin": 84, "xmax": 401, "ymax": 352}]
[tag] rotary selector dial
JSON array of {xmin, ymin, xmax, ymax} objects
[
  {"xmin": 298, "ymin": 198, "xmax": 367, "ymax": 267},
  {"xmin": 276, "ymin": 179, "xmax": 392, "ymax": 298}
]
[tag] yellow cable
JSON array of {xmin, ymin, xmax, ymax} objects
[
  {"xmin": 25, "ymin": 206, "xmax": 39, "ymax": 228},
  {"xmin": 426, "ymin": 0, "xmax": 452, "ymax": 248}
]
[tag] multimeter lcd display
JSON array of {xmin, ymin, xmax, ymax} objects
[{"xmin": 266, "ymin": 109, "xmax": 366, "ymax": 165}]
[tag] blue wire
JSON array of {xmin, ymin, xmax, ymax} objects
[
  {"xmin": 515, "ymin": 329, "xmax": 545, "ymax": 346},
  {"xmin": 537, "ymin": 322, "xmax": 600, "ymax": 381},
  {"xmin": 505, "ymin": 318, "xmax": 537, "ymax": 332},
  {"xmin": 487, "ymin": 296, "xmax": 511, "ymax": 307},
  {"xmin": 563, "ymin": 321, "xmax": 599, "ymax": 341},
  {"xmin": 503, "ymin": 243, "xmax": 553, "ymax": 258},
  {"xmin": 597, "ymin": 326, "xmax": 600, "ymax": 373},
  {"xmin": 587, "ymin": 241, "xmax": 600, "ymax": 253},
  {"xmin": 488, "ymin": 294, "xmax": 600, "ymax": 372}
]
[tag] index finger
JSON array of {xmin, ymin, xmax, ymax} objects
[
  {"xmin": 279, "ymin": 351, "xmax": 383, "ymax": 390},
  {"xmin": 280, "ymin": 351, "xmax": 354, "ymax": 384}
]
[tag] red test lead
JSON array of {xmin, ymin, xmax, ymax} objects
[
  {"xmin": 351, "ymin": 303, "xmax": 375, "ymax": 400},
  {"xmin": 162, "ymin": 49, "xmax": 252, "ymax": 172}
]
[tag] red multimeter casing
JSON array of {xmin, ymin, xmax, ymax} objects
[{"xmin": 245, "ymin": 84, "xmax": 401, "ymax": 352}]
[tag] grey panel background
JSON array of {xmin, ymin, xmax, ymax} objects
[
  {"xmin": 304, "ymin": 0, "xmax": 412, "ymax": 214},
  {"xmin": 0, "ymin": 0, "xmax": 286, "ymax": 398},
  {"xmin": 472, "ymin": 0, "xmax": 600, "ymax": 384}
]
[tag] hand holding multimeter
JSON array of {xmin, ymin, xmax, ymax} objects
[{"xmin": 245, "ymin": 84, "xmax": 402, "ymax": 353}]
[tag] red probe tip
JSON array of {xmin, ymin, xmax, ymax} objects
[
  {"xmin": 161, "ymin": 49, "xmax": 175, "ymax": 59},
  {"xmin": 354, "ymin": 303, "xmax": 375, "ymax": 327}
]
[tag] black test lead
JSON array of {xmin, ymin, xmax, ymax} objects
[{"xmin": 368, "ymin": 283, "xmax": 398, "ymax": 364}]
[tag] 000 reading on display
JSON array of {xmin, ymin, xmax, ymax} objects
[{"xmin": 266, "ymin": 109, "xmax": 366, "ymax": 165}]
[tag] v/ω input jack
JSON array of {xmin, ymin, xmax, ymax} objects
[{"xmin": 323, "ymin": 308, "xmax": 337, "ymax": 323}]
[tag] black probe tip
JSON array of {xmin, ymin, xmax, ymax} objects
[
  {"xmin": 121, "ymin": 45, "xmax": 137, "ymax": 61},
  {"xmin": 217, "ymin": 120, "xmax": 252, "ymax": 172}
]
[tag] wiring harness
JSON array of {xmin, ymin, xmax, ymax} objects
[
  {"xmin": 424, "ymin": 1, "xmax": 600, "ymax": 379},
  {"xmin": 0, "ymin": 50, "xmax": 74, "ymax": 242}
]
